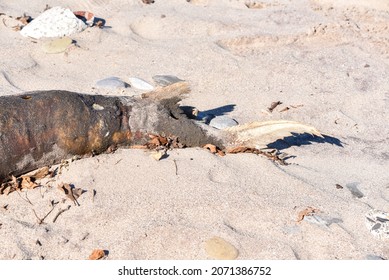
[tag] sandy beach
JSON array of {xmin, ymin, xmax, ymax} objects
[{"xmin": 0, "ymin": 0, "xmax": 388, "ymax": 260}]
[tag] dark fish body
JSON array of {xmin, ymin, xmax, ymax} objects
[{"xmin": 0, "ymin": 89, "xmax": 222, "ymax": 182}]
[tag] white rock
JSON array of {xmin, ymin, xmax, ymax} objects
[
  {"xmin": 128, "ymin": 77, "xmax": 155, "ymax": 91},
  {"xmin": 20, "ymin": 7, "xmax": 87, "ymax": 39}
]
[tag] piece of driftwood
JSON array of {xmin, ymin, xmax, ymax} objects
[{"xmin": 0, "ymin": 81, "xmax": 322, "ymax": 184}]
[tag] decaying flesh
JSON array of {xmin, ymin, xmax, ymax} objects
[{"xmin": 0, "ymin": 81, "xmax": 321, "ymax": 183}]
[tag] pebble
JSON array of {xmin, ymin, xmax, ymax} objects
[
  {"xmin": 209, "ymin": 116, "xmax": 238, "ymax": 129},
  {"xmin": 346, "ymin": 182, "xmax": 364, "ymax": 198},
  {"xmin": 95, "ymin": 77, "xmax": 127, "ymax": 89},
  {"xmin": 366, "ymin": 255, "xmax": 386, "ymax": 260},
  {"xmin": 20, "ymin": 7, "xmax": 86, "ymax": 39},
  {"xmin": 152, "ymin": 75, "xmax": 184, "ymax": 86},
  {"xmin": 204, "ymin": 237, "xmax": 239, "ymax": 260},
  {"xmin": 128, "ymin": 77, "xmax": 154, "ymax": 91},
  {"xmin": 365, "ymin": 209, "xmax": 389, "ymax": 239},
  {"xmin": 42, "ymin": 37, "xmax": 73, "ymax": 54}
]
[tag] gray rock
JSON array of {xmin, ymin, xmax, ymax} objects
[
  {"xmin": 366, "ymin": 255, "xmax": 386, "ymax": 260},
  {"xmin": 95, "ymin": 77, "xmax": 127, "ymax": 89},
  {"xmin": 209, "ymin": 115, "xmax": 238, "ymax": 129},
  {"xmin": 346, "ymin": 182, "xmax": 364, "ymax": 198}
]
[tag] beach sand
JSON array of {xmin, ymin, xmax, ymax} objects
[{"xmin": 0, "ymin": 0, "xmax": 388, "ymax": 259}]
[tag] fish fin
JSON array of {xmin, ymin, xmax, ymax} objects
[{"xmin": 224, "ymin": 120, "xmax": 322, "ymax": 149}]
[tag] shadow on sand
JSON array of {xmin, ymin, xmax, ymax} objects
[{"xmin": 267, "ymin": 133, "xmax": 343, "ymax": 151}]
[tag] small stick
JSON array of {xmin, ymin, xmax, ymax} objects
[
  {"xmin": 92, "ymin": 189, "xmax": 96, "ymax": 203},
  {"xmin": 32, "ymin": 209, "xmax": 44, "ymax": 224},
  {"xmin": 16, "ymin": 190, "xmax": 33, "ymax": 205},
  {"xmin": 173, "ymin": 159, "xmax": 178, "ymax": 175},
  {"xmin": 32, "ymin": 200, "xmax": 57, "ymax": 224},
  {"xmin": 53, "ymin": 205, "xmax": 71, "ymax": 223}
]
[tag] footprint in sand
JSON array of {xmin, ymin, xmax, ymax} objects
[{"xmin": 130, "ymin": 15, "xmax": 237, "ymax": 40}]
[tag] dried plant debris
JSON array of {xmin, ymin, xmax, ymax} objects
[
  {"xmin": 268, "ymin": 101, "xmax": 282, "ymax": 112},
  {"xmin": 52, "ymin": 205, "xmax": 71, "ymax": 223},
  {"xmin": 203, "ymin": 144, "xmax": 225, "ymax": 156},
  {"xmin": 142, "ymin": 0, "xmax": 155, "ymax": 4},
  {"xmin": 280, "ymin": 104, "xmax": 304, "ymax": 113},
  {"xmin": 245, "ymin": 2, "xmax": 264, "ymax": 9},
  {"xmin": 32, "ymin": 200, "xmax": 57, "ymax": 224},
  {"xmin": 227, "ymin": 146, "xmax": 286, "ymax": 165},
  {"xmin": 146, "ymin": 134, "xmax": 184, "ymax": 150},
  {"xmin": 1, "ymin": 13, "xmax": 32, "ymax": 30},
  {"xmin": 58, "ymin": 183, "xmax": 84, "ymax": 206},
  {"xmin": 0, "ymin": 167, "xmax": 52, "ymax": 195},
  {"xmin": 16, "ymin": 14, "xmax": 32, "ymax": 25},
  {"xmin": 21, "ymin": 176, "xmax": 39, "ymax": 189},
  {"xmin": 89, "ymin": 249, "xmax": 106, "ymax": 260},
  {"xmin": 297, "ymin": 207, "xmax": 319, "ymax": 223}
]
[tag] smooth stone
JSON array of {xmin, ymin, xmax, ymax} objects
[
  {"xmin": 303, "ymin": 215, "xmax": 330, "ymax": 229},
  {"xmin": 346, "ymin": 182, "xmax": 364, "ymax": 198},
  {"xmin": 152, "ymin": 75, "xmax": 184, "ymax": 86},
  {"xmin": 366, "ymin": 255, "xmax": 386, "ymax": 260},
  {"xmin": 209, "ymin": 115, "xmax": 238, "ymax": 129},
  {"xmin": 95, "ymin": 77, "xmax": 127, "ymax": 89},
  {"xmin": 42, "ymin": 37, "xmax": 73, "ymax": 54},
  {"xmin": 204, "ymin": 237, "xmax": 239, "ymax": 260},
  {"xmin": 128, "ymin": 77, "xmax": 154, "ymax": 91},
  {"xmin": 20, "ymin": 6, "xmax": 86, "ymax": 39}
]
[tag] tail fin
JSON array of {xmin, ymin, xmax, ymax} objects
[{"xmin": 224, "ymin": 120, "xmax": 322, "ymax": 149}]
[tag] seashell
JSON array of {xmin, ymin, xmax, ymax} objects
[
  {"xmin": 20, "ymin": 6, "xmax": 86, "ymax": 39},
  {"xmin": 42, "ymin": 37, "xmax": 73, "ymax": 54},
  {"xmin": 128, "ymin": 77, "xmax": 155, "ymax": 91},
  {"xmin": 365, "ymin": 209, "xmax": 389, "ymax": 239},
  {"xmin": 209, "ymin": 115, "xmax": 238, "ymax": 129},
  {"xmin": 95, "ymin": 77, "xmax": 127, "ymax": 89},
  {"xmin": 152, "ymin": 75, "xmax": 184, "ymax": 86}
]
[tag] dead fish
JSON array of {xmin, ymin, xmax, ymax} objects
[{"xmin": 0, "ymin": 81, "xmax": 322, "ymax": 183}]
